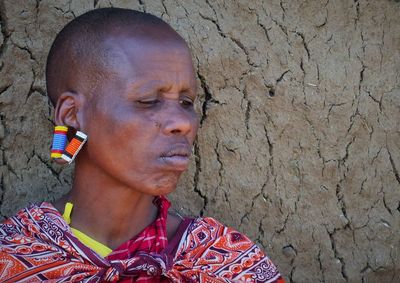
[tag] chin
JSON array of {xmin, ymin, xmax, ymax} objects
[{"xmin": 144, "ymin": 172, "xmax": 181, "ymax": 196}]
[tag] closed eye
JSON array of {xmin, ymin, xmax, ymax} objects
[
  {"xmin": 179, "ymin": 98, "xmax": 194, "ymax": 108},
  {"xmin": 137, "ymin": 99, "xmax": 160, "ymax": 106}
]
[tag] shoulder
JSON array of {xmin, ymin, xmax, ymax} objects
[
  {"xmin": 0, "ymin": 202, "xmax": 69, "ymax": 240},
  {"xmin": 182, "ymin": 216, "xmax": 257, "ymax": 248},
  {"xmin": 170, "ymin": 217, "xmax": 284, "ymax": 283},
  {"xmin": 0, "ymin": 203, "xmax": 81, "ymax": 282},
  {"xmin": 1, "ymin": 202, "xmax": 64, "ymax": 223},
  {"xmin": 177, "ymin": 216, "xmax": 262, "ymax": 258}
]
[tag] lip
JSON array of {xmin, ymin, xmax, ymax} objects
[{"xmin": 159, "ymin": 144, "xmax": 192, "ymax": 170}]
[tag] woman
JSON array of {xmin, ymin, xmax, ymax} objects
[{"xmin": 0, "ymin": 8, "xmax": 284, "ymax": 282}]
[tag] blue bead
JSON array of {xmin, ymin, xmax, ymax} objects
[{"xmin": 52, "ymin": 134, "xmax": 67, "ymax": 150}]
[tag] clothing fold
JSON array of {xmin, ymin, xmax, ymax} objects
[{"xmin": 0, "ymin": 197, "xmax": 284, "ymax": 283}]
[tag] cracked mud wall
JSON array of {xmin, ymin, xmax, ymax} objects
[{"xmin": 0, "ymin": 0, "xmax": 399, "ymax": 282}]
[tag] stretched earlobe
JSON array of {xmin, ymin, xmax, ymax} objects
[{"xmin": 51, "ymin": 92, "xmax": 87, "ymax": 164}]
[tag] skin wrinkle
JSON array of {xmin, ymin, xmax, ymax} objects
[{"xmin": 52, "ymin": 27, "xmax": 199, "ymax": 249}]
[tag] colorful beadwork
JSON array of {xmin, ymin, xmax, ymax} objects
[
  {"xmin": 61, "ymin": 131, "xmax": 87, "ymax": 164},
  {"xmin": 50, "ymin": 126, "xmax": 68, "ymax": 158}
]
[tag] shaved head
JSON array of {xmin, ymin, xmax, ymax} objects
[{"xmin": 46, "ymin": 8, "xmax": 186, "ymax": 105}]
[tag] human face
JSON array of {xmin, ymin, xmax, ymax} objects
[{"xmin": 80, "ymin": 34, "xmax": 199, "ymax": 196}]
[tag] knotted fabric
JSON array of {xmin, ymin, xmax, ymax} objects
[
  {"xmin": 100, "ymin": 253, "xmax": 169, "ymax": 281},
  {"xmin": 0, "ymin": 197, "xmax": 174, "ymax": 282},
  {"xmin": 0, "ymin": 196, "xmax": 285, "ymax": 282}
]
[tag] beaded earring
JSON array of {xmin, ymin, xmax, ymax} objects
[
  {"xmin": 50, "ymin": 126, "xmax": 68, "ymax": 159},
  {"xmin": 50, "ymin": 126, "xmax": 88, "ymax": 164},
  {"xmin": 61, "ymin": 131, "xmax": 88, "ymax": 164}
]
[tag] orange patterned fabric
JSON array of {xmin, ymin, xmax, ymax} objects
[
  {"xmin": 168, "ymin": 217, "xmax": 284, "ymax": 282},
  {"xmin": 0, "ymin": 200, "xmax": 284, "ymax": 282}
]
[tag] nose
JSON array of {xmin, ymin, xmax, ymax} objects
[{"xmin": 162, "ymin": 101, "xmax": 195, "ymax": 136}]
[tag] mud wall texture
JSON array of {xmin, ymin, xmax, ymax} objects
[{"xmin": 0, "ymin": 0, "xmax": 399, "ymax": 282}]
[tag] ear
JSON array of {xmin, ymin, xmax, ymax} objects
[{"xmin": 54, "ymin": 92, "xmax": 85, "ymax": 130}]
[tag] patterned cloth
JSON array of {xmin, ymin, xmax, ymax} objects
[
  {"xmin": 0, "ymin": 197, "xmax": 284, "ymax": 282},
  {"xmin": 106, "ymin": 197, "xmax": 169, "ymax": 261}
]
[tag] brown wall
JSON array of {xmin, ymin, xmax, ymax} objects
[{"xmin": 0, "ymin": 0, "xmax": 399, "ymax": 282}]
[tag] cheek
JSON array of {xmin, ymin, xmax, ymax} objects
[
  {"xmin": 89, "ymin": 101, "xmax": 136, "ymax": 135},
  {"xmin": 107, "ymin": 117, "xmax": 150, "ymax": 149},
  {"xmin": 84, "ymin": 104, "xmax": 132, "ymax": 151},
  {"xmin": 102, "ymin": 110, "xmax": 161, "ymax": 158}
]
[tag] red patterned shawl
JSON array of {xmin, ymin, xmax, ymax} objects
[{"xmin": 0, "ymin": 197, "xmax": 284, "ymax": 282}]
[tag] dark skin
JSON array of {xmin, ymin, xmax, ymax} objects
[{"xmin": 53, "ymin": 29, "xmax": 199, "ymax": 250}]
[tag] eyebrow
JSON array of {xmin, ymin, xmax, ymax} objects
[
  {"xmin": 127, "ymin": 79, "xmax": 195, "ymax": 96},
  {"xmin": 126, "ymin": 80, "xmax": 163, "ymax": 96}
]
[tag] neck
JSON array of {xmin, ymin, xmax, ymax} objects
[{"xmin": 61, "ymin": 159, "xmax": 159, "ymax": 250}]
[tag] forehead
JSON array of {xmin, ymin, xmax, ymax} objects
[
  {"xmin": 105, "ymin": 34, "xmax": 190, "ymax": 63},
  {"xmin": 87, "ymin": 33, "xmax": 196, "ymax": 102},
  {"xmin": 102, "ymin": 34, "xmax": 195, "ymax": 82}
]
